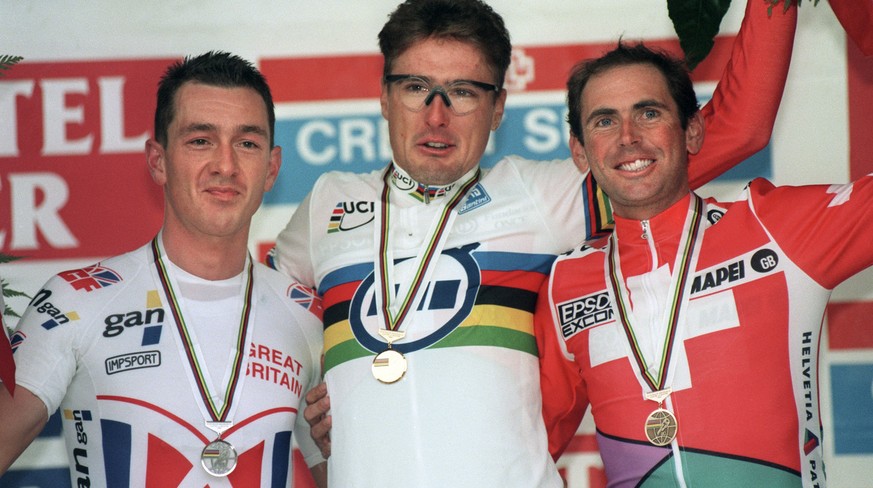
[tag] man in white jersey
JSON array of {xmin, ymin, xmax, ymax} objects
[
  {"xmin": 0, "ymin": 52, "xmax": 327, "ymax": 488},
  {"xmin": 268, "ymin": 0, "xmax": 796, "ymax": 486}
]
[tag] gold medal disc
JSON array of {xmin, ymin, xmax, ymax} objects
[
  {"xmin": 372, "ymin": 349, "xmax": 408, "ymax": 383},
  {"xmin": 644, "ymin": 408, "xmax": 678, "ymax": 446}
]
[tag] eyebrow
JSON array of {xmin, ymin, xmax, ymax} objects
[
  {"xmin": 585, "ymin": 99, "xmax": 671, "ymax": 125},
  {"xmin": 398, "ymin": 75, "xmax": 486, "ymax": 86},
  {"xmin": 180, "ymin": 123, "xmax": 268, "ymax": 138}
]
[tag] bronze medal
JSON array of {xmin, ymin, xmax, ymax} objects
[
  {"xmin": 201, "ymin": 438, "xmax": 238, "ymax": 477},
  {"xmin": 644, "ymin": 408, "xmax": 678, "ymax": 446}
]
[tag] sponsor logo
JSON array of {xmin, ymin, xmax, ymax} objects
[
  {"xmin": 707, "ymin": 208, "xmax": 725, "ymax": 224},
  {"xmin": 804, "ymin": 429, "xmax": 820, "ymax": 456},
  {"xmin": 59, "ymin": 265, "xmax": 123, "ymax": 292},
  {"xmin": 104, "ymin": 350, "xmax": 161, "ymax": 375},
  {"xmin": 1, "ymin": 59, "xmax": 168, "ymax": 260},
  {"xmin": 458, "ymin": 184, "xmax": 491, "ymax": 214},
  {"xmin": 690, "ymin": 259, "xmax": 746, "ymax": 295},
  {"xmin": 102, "ymin": 307, "xmax": 165, "ymax": 346},
  {"xmin": 29, "ymin": 288, "xmax": 80, "ymax": 330},
  {"xmin": 750, "ymin": 249, "xmax": 779, "ymax": 274},
  {"xmin": 349, "ymin": 243, "xmax": 480, "ymax": 353},
  {"xmin": 327, "ymin": 201, "xmax": 375, "ymax": 233},
  {"xmin": 505, "ymin": 48, "xmax": 535, "ymax": 91},
  {"xmin": 64, "ymin": 409, "xmax": 93, "ymax": 484},
  {"xmin": 556, "ymin": 291, "xmax": 613, "ymax": 339}
]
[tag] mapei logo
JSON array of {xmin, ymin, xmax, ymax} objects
[
  {"xmin": 102, "ymin": 290, "xmax": 165, "ymax": 346},
  {"xmin": 327, "ymin": 201, "xmax": 375, "ymax": 233},
  {"xmin": 557, "ymin": 291, "xmax": 613, "ymax": 339},
  {"xmin": 30, "ymin": 289, "xmax": 80, "ymax": 330},
  {"xmin": 59, "ymin": 265, "xmax": 123, "ymax": 292}
]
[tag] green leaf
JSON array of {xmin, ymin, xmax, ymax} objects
[
  {"xmin": 0, "ymin": 55, "xmax": 24, "ymax": 77},
  {"xmin": 668, "ymin": 0, "xmax": 732, "ymax": 70}
]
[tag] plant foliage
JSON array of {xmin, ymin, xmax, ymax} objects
[
  {"xmin": 0, "ymin": 55, "xmax": 24, "ymax": 77},
  {"xmin": 669, "ymin": 0, "xmax": 816, "ymax": 70}
]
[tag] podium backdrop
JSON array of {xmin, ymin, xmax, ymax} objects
[{"xmin": 2, "ymin": 1, "xmax": 872, "ymax": 486}]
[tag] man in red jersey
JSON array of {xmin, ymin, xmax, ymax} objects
[{"xmin": 536, "ymin": 41, "xmax": 873, "ymax": 487}]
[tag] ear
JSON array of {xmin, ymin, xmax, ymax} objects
[
  {"xmin": 380, "ymin": 82, "xmax": 390, "ymax": 120},
  {"xmin": 146, "ymin": 139, "xmax": 167, "ymax": 185},
  {"xmin": 569, "ymin": 132, "xmax": 590, "ymax": 173},
  {"xmin": 264, "ymin": 145, "xmax": 282, "ymax": 192},
  {"xmin": 490, "ymin": 89, "xmax": 508, "ymax": 131},
  {"xmin": 685, "ymin": 111, "xmax": 705, "ymax": 155}
]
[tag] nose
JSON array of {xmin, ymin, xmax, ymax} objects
[
  {"xmin": 619, "ymin": 120, "xmax": 641, "ymax": 146},
  {"xmin": 423, "ymin": 91, "xmax": 452, "ymax": 127},
  {"xmin": 211, "ymin": 141, "xmax": 240, "ymax": 176}
]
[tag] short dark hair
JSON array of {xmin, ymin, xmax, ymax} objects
[
  {"xmin": 154, "ymin": 51, "xmax": 275, "ymax": 147},
  {"xmin": 566, "ymin": 42, "xmax": 699, "ymax": 143},
  {"xmin": 378, "ymin": 0, "xmax": 511, "ymax": 90}
]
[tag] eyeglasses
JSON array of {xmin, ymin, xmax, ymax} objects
[{"xmin": 384, "ymin": 74, "xmax": 499, "ymax": 115}]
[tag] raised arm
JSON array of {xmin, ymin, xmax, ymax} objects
[{"xmin": 688, "ymin": 0, "xmax": 798, "ymax": 187}]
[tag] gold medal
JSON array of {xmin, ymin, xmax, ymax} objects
[
  {"xmin": 372, "ymin": 328, "xmax": 408, "ymax": 383},
  {"xmin": 644, "ymin": 408, "xmax": 678, "ymax": 446},
  {"xmin": 201, "ymin": 438, "xmax": 238, "ymax": 476},
  {"xmin": 372, "ymin": 348, "xmax": 408, "ymax": 383}
]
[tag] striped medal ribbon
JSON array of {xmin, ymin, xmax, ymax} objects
[
  {"xmin": 151, "ymin": 237, "xmax": 253, "ymax": 476},
  {"xmin": 370, "ymin": 165, "xmax": 480, "ymax": 384},
  {"xmin": 606, "ymin": 195, "xmax": 705, "ymax": 446}
]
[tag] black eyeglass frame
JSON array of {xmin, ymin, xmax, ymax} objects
[{"xmin": 383, "ymin": 74, "xmax": 500, "ymax": 113}]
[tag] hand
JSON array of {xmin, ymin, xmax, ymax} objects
[{"xmin": 304, "ymin": 382, "xmax": 332, "ymax": 458}]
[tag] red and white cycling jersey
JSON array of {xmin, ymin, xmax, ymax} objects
[{"xmin": 537, "ymin": 178, "xmax": 873, "ymax": 487}]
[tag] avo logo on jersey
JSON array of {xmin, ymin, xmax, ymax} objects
[
  {"xmin": 348, "ymin": 244, "xmax": 480, "ymax": 354},
  {"xmin": 556, "ymin": 291, "xmax": 613, "ymax": 339},
  {"xmin": 102, "ymin": 290, "xmax": 165, "ymax": 346},
  {"xmin": 30, "ymin": 288, "xmax": 80, "ymax": 330},
  {"xmin": 59, "ymin": 265, "xmax": 123, "ymax": 292},
  {"xmin": 327, "ymin": 201, "xmax": 374, "ymax": 233}
]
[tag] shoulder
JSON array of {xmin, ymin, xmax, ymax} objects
[
  {"xmin": 312, "ymin": 168, "xmax": 384, "ymax": 192},
  {"xmin": 488, "ymin": 155, "xmax": 576, "ymax": 175},
  {"xmin": 41, "ymin": 245, "xmax": 149, "ymax": 302},
  {"xmin": 254, "ymin": 263, "xmax": 323, "ymax": 321}
]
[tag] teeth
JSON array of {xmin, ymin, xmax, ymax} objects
[
  {"xmin": 618, "ymin": 159, "xmax": 654, "ymax": 172},
  {"xmin": 426, "ymin": 142, "xmax": 448, "ymax": 148}
]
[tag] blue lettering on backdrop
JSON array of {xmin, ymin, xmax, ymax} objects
[{"xmin": 265, "ymin": 97, "xmax": 771, "ymax": 205}]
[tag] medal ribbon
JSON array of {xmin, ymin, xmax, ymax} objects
[
  {"xmin": 150, "ymin": 237, "xmax": 253, "ymax": 422},
  {"xmin": 606, "ymin": 195, "xmax": 704, "ymax": 392},
  {"xmin": 376, "ymin": 165, "xmax": 481, "ymax": 333}
]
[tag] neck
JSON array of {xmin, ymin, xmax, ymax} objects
[
  {"xmin": 613, "ymin": 191, "xmax": 692, "ymax": 222},
  {"xmin": 159, "ymin": 225, "xmax": 249, "ymax": 280}
]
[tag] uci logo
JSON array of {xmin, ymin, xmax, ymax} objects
[{"xmin": 348, "ymin": 243, "xmax": 480, "ymax": 353}]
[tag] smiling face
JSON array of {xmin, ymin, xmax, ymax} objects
[
  {"xmin": 570, "ymin": 63, "xmax": 703, "ymax": 221},
  {"xmin": 147, "ymin": 82, "xmax": 280, "ymax": 245},
  {"xmin": 380, "ymin": 37, "xmax": 506, "ymax": 186}
]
